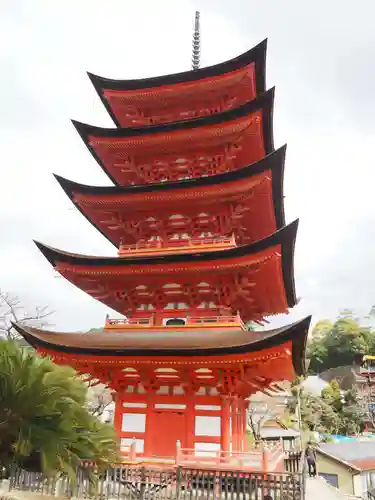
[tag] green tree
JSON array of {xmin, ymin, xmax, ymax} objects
[
  {"xmin": 311, "ymin": 319, "xmax": 333, "ymax": 339},
  {"xmin": 288, "ymin": 379, "xmax": 365, "ymax": 436},
  {"xmin": 288, "ymin": 384, "xmax": 338, "ymax": 434},
  {"xmin": 321, "ymin": 380, "xmax": 343, "ymax": 412},
  {"xmin": 308, "ymin": 310, "xmax": 375, "ymax": 373},
  {"xmin": 338, "ymin": 387, "xmax": 366, "ymax": 435},
  {"xmin": 0, "ymin": 340, "xmax": 119, "ymax": 476}
]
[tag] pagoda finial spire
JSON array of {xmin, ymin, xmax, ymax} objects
[{"xmin": 192, "ymin": 11, "xmax": 201, "ymax": 71}]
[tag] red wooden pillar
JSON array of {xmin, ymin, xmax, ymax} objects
[
  {"xmin": 242, "ymin": 399, "xmax": 249, "ymax": 451},
  {"xmin": 185, "ymin": 390, "xmax": 195, "ymax": 450},
  {"xmin": 232, "ymin": 397, "xmax": 239, "ymax": 452},
  {"xmin": 220, "ymin": 397, "xmax": 230, "ymax": 456},
  {"xmin": 234, "ymin": 397, "xmax": 246, "ymax": 453},
  {"xmin": 113, "ymin": 392, "xmax": 122, "ymax": 438},
  {"xmin": 228, "ymin": 397, "xmax": 233, "ymax": 453},
  {"xmin": 143, "ymin": 391, "xmax": 153, "ymax": 457},
  {"xmin": 237, "ymin": 398, "xmax": 243, "ymax": 452},
  {"xmin": 238, "ymin": 398, "xmax": 243, "ymax": 453}
]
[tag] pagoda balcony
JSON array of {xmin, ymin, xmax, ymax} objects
[
  {"xmin": 104, "ymin": 312, "xmax": 247, "ymax": 331},
  {"xmin": 120, "ymin": 438, "xmax": 286, "ymax": 473},
  {"xmin": 118, "ymin": 235, "xmax": 236, "ymax": 257}
]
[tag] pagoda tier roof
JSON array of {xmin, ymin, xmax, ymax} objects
[
  {"xmin": 87, "ymin": 40, "xmax": 267, "ymax": 127},
  {"xmin": 34, "ymin": 221, "xmax": 298, "ymax": 322},
  {"xmin": 73, "ymin": 88, "xmax": 274, "ymax": 186},
  {"xmin": 55, "ymin": 146, "xmax": 286, "ymax": 248},
  {"xmin": 12, "ymin": 316, "xmax": 309, "ymax": 365},
  {"xmin": 12, "ymin": 317, "xmax": 310, "ymax": 396}
]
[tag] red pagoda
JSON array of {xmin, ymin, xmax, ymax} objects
[{"xmin": 15, "ymin": 15, "xmax": 310, "ymax": 469}]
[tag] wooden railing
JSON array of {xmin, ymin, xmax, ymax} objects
[
  {"xmin": 285, "ymin": 450, "xmax": 302, "ymax": 473},
  {"xmin": 188, "ymin": 315, "xmax": 244, "ymax": 326},
  {"xmin": 176, "ymin": 447, "xmax": 267, "ymax": 469},
  {"xmin": 105, "ymin": 313, "xmax": 246, "ymax": 330},
  {"xmin": 119, "ymin": 439, "xmax": 285, "ymax": 473},
  {"xmin": 119, "ymin": 235, "xmax": 236, "ymax": 256},
  {"xmin": 106, "ymin": 317, "xmax": 152, "ymax": 327}
]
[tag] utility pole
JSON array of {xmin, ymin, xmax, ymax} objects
[{"xmin": 296, "ymin": 385, "xmax": 304, "ymax": 450}]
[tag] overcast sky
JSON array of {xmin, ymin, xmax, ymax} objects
[{"xmin": 1, "ymin": 0, "xmax": 375, "ymax": 331}]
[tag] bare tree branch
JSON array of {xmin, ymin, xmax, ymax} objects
[
  {"xmin": 247, "ymin": 394, "xmax": 281, "ymax": 443},
  {"xmin": 0, "ymin": 290, "xmax": 54, "ymax": 340},
  {"xmin": 86, "ymin": 385, "xmax": 113, "ymax": 419}
]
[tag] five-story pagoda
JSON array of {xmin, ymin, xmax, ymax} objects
[{"xmin": 15, "ymin": 14, "xmax": 310, "ymax": 468}]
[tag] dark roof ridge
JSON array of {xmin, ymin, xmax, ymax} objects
[
  {"xmin": 87, "ymin": 40, "xmax": 266, "ymax": 127},
  {"xmin": 72, "ymin": 88, "xmax": 274, "ymax": 185},
  {"xmin": 54, "ymin": 145, "xmax": 286, "ymax": 197},
  {"xmin": 87, "ymin": 40, "xmax": 266, "ymax": 91},
  {"xmin": 34, "ymin": 219, "xmax": 298, "ymax": 307},
  {"xmin": 12, "ymin": 314, "xmax": 310, "ymax": 370},
  {"xmin": 72, "ymin": 87, "xmax": 274, "ymax": 140},
  {"xmin": 54, "ymin": 146, "xmax": 286, "ymax": 249},
  {"xmin": 33, "ymin": 219, "xmax": 297, "ymax": 267}
]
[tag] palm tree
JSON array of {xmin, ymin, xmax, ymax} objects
[{"xmin": 0, "ymin": 340, "xmax": 119, "ymax": 476}]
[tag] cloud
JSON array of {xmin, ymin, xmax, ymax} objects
[{"xmin": 1, "ymin": 0, "xmax": 374, "ymax": 330}]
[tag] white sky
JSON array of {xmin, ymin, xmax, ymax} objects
[{"xmin": 1, "ymin": 0, "xmax": 375, "ymax": 331}]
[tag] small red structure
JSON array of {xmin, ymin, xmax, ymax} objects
[{"xmin": 15, "ymin": 15, "xmax": 310, "ymax": 471}]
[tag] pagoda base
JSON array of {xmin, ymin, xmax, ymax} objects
[
  {"xmin": 115, "ymin": 390, "xmax": 249, "ymax": 460},
  {"xmin": 115, "ymin": 388, "xmax": 284, "ymax": 473}
]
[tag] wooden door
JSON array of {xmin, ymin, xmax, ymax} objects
[{"xmin": 149, "ymin": 411, "xmax": 186, "ymax": 457}]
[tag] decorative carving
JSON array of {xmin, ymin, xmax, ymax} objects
[
  {"xmin": 79, "ymin": 177, "xmax": 273, "ymax": 250},
  {"xmin": 89, "ymin": 113, "xmax": 263, "ymax": 185},
  {"xmin": 104, "ymin": 68, "xmax": 256, "ymax": 127},
  {"xmin": 57, "ymin": 252, "xmax": 283, "ymax": 321}
]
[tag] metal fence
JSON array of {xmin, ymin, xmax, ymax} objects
[{"xmin": 8, "ymin": 464, "xmax": 305, "ymax": 499}]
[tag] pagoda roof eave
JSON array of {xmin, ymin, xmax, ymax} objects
[
  {"xmin": 56, "ymin": 145, "xmax": 285, "ymax": 198},
  {"xmin": 12, "ymin": 315, "xmax": 310, "ymax": 377},
  {"xmin": 34, "ymin": 220, "xmax": 298, "ymax": 308},
  {"xmin": 87, "ymin": 40, "xmax": 267, "ymax": 126},
  {"xmin": 73, "ymin": 87, "xmax": 274, "ymax": 140},
  {"xmin": 88, "ymin": 40, "xmax": 266, "ymax": 92},
  {"xmin": 72, "ymin": 88, "xmax": 274, "ymax": 185},
  {"xmin": 54, "ymin": 146, "xmax": 286, "ymax": 248}
]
